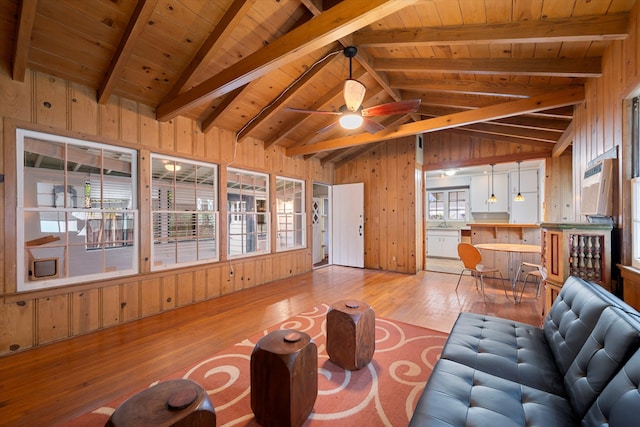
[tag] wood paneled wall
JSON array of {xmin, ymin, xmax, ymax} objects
[
  {"xmin": 573, "ymin": 0, "xmax": 640, "ymax": 266},
  {"xmin": 422, "ymin": 131, "xmax": 551, "ymax": 166},
  {"xmin": 334, "ymin": 136, "xmax": 420, "ymax": 274},
  {"xmin": 0, "ymin": 68, "xmax": 333, "ymax": 356}
]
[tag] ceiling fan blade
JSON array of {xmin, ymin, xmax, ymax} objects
[
  {"xmin": 344, "ymin": 79, "xmax": 366, "ymax": 112},
  {"xmin": 361, "ymin": 99, "xmax": 421, "ymax": 117},
  {"xmin": 317, "ymin": 121, "xmax": 340, "ymax": 134},
  {"xmin": 362, "ymin": 118, "xmax": 385, "ymax": 134},
  {"xmin": 285, "ymin": 107, "xmax": 341, "ymax": 115}
]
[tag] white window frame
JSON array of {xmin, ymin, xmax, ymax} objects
[
  {"xmin": 227, "ymin": 167, "xmax": 270, "ymax": 258},
  {"xmin": 427, "ymin": 188, "xmax": 469, "ymax": 222},
  {"xmin": 275, "ymin": 176, "xmax": 306, "ymax": 252},
  {"xmin": 16, "ymin": 128, "xmax": 138, "ymax": 292},
  {"xmin": 150, "ymin": 154, "xmax": 219, "ymax": 271}
]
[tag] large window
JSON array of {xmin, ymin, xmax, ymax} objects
[
  {"xmin": 151, "ymin": 155, "xmax": 219, "ymax": 270},
  {"xmin": 275, "ymin": 176, "xmax": 305, "ymax": 251},
  {"xmin": 427, "ymin": 188, "xmax": 468, "ymax": 221},
  {"xmin": 17, "ymin": 129, "xmax": 138, "ymax": 291},
  {"xmin": 227, "ymin": 168, "xmax": 269, "ymax": 257}
]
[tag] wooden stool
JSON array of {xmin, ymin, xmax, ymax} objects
[
  {"xmin": 326, "ymin": 300, "xmax": 375, "ymax": 370},
  {"xmin": 105, "ymin": 379, "xmax": 215, "ymax": 427},
  {"xmin": 250, "ymin": 329, "xmax": 317, "ymax": 427}
]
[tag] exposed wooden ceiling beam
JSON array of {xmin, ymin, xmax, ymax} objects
[
  {"xmin": 420, "ymin": 106, "xmax": 570, "ymax": 132},
  {"xmin": 375, "ymin": 57, "xmax": 601, "ymax": 78},
  {"xmin": 12, "ymin": 0, "xmax": 37, "ymax": 82},
  {"xmin": 156, "ymin": 0, "xmax": 417, "ymax": 121},
  {"xmin": 287, "ymin": 87, "xmax": 584, "ymax": 157},
  {"xmin": 354, "ymin": 13, "xmax": 629, "ymax": 47},
  {"xmin": 391, "ymin": 78, "xmax": 580, "ymax": 98},
  {"xmin": 456, "ymin": 122, "xmax": 560, "ymax": 143},
  {"xmin": 440, "ymin": 127, "xmax": 555, "ymax": 149},
  {"xmin": 236, "ymin": 51, "xmax": 336, "ymax": 142},
  {"xmin": 163, "ymin": 0, "xmax": 255, "ymax": 103},
  {"xmin": 201, "ymin": 86, "xmax": 246, "ymax": 133},
  {"xmin": 98, "ymin": 0, "xmax": 159, "ymax": 104},
  {"xmin": 423, "ymin": 150, "xmax": 553, "ymax": 172},
  {"xmin": 414, "ymin": 93, "xmax": 575, "ymax": 121},
  {"xmin": 552, "ymin": 120, "xmax": 574, "ymax": 157}
]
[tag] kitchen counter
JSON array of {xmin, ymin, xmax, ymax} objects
[{"xmin": 469, "ymin": 223, "xmax": 540, "ymax": 239}]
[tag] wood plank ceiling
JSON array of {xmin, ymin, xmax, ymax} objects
[{"xmin": 1, "ymin": 0, "xmax": 634, "ymax": 166}]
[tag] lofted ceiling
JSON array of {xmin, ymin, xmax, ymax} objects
[{"xmin": 1, "ymin": 0, "xmax": 634, "ymax": 166}]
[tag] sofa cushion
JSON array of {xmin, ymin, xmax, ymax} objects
[
  {"xmin": 408, "ymin": 359, "xmax": 578, "ymax": 427},
  {"xmin": 439, "ymin": 312, "xmax": 566, "ymax": 395},
  {"xmin": 543, "ymin": 276, "xmax": 611, "ymax": 375},
  {"xmin": 564, "ymin": 306, "xmax": 640, "ymax": 418},
  {"xmin": 582, "ymin": 346, "xmax": 640, "ymax": 426}
]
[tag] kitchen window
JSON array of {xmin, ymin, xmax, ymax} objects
[{"xmin": 427, "ymin": 188, "xmax": 468, "ymax": 221}]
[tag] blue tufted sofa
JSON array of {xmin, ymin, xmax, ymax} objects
[{"xmin": 409, "ymin": 276, "xmax": 640, "ymax": 426}]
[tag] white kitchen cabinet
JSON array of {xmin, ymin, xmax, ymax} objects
[
  {"xmin": 509, "ymin": 169, "xmax": 539, "ymax": 223},
  {"xmin": 427, "ymin": 229, "xmax": 460, "ymax": 258},
  {"xmin": 510, "ymin": 169, "xmax": 538, "ymax": 193},
  {"xmin": 470, "ymin": 173, "xmax": 509, "ymax": 212},
  {"xmin": 510, "ymin": 192, "xmax": 539, "ymax": 223}
]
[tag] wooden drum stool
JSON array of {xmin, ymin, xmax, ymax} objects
[
  {"xmin": 105, "ymin": 379, "xmax": 215, "ymax": 427},
  {"xmin": 326, "ymin": 300, "xmax": 375, "ymax": 370},
  {"xmin": 250, "ymin": 329, "xmax": 317, "ymax": 427}
]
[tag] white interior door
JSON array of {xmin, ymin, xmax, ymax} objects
[{"xmin": 332, "ymin": 183, "xmax": 364, "ymax": 268}]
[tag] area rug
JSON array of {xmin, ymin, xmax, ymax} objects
[{"xmin": 62, "ymin": 304, "xmax": 447, "ymax": 427}]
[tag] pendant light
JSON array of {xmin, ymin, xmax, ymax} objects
[
  {"xmin": 488, "ymin": 164, "xmax": 497, "ymax": 203},
  {"xmin": 514, "ymin": 161, "xmax": 525, "ymax": 201}
]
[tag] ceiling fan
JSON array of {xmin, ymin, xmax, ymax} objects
[{"xmin": 285, "ymin": 46, "xmax": 421, "ymax": 134}]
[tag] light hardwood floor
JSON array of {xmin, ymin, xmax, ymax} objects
[{"xmin": 0, "ymin": 266, "xmax": 544, "ymax": 426}]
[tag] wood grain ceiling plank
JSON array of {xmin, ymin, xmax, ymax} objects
[
  {"xmin": 201, "ymin": 86, "xmax": 246, "ymax": 133},
  {"xmin": 286, "ymin": 87, "xmax": 584, "ymax": 156},
  {"xmin": 375, "ymin": 57, "xmax": 602, "ymax": 78},
  {"xmin": 163, "ymin": 0, "xmax": 255, "ymax": 102},
  {"xmin": 12, "ymin": 0, "xmax": 37, "ymax": 82},
  {"xmin": 235, "ymin": 49, "xmax": 336, "ymax": 141},
  {"xmin": 98, "ymin": 0, "xmax": 159, "ymax": 104},
  {"xmin": 156, "ymin": 0, "xmax": 418, "ymax": 121},
  {"xmin": 353, "ymin": 13, "xmax": 629, "ymax": 47}
]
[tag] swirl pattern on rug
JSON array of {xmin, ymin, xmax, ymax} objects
[{"xmin": 63, "ymin": 304, "xmax": 446, "ymax": 427}]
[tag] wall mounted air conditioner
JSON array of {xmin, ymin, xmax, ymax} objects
[{"xmin": 580, "ymin": 158, "xmax": 613, "ymax": 217}]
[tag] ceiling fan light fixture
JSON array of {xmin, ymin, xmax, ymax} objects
[
  {"xmin": 164, "ymin": 163, "xmax": 181, "ymax": 172},
  {"xmin": 343, "ymin": 79, "xmax": 366, "ymax": 112},
  {"xmin": 339, "ymin": 113, "xmax": 363, "ymax": 129}
]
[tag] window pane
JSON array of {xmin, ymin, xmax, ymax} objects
[
  {"xmin": 275, "ymin": 176, "xmax": 305, "ymax": 251},
  {"xmin": 227, "ymin": 168, "xmax": 270, "ymax": 257},
  {"xmin": 151, "ymin": 156, "xmax": 219, "ymax": 270},
  {"xmin": 18, "ymin": 130, "xmax": 138, "ymax": 291}
]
